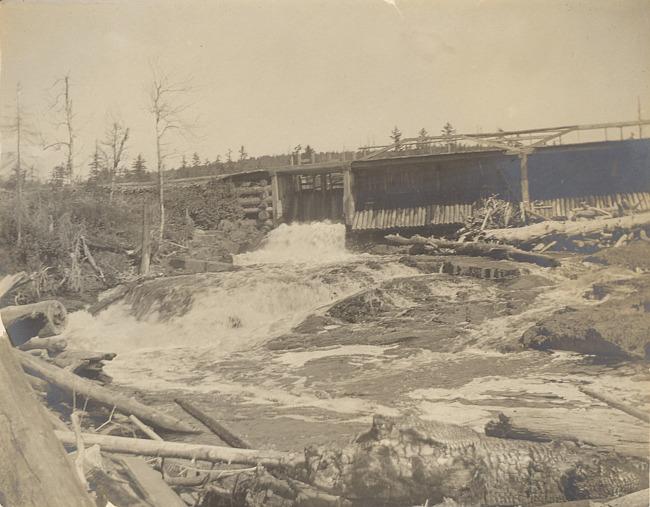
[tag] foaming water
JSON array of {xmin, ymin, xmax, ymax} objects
[
  {"xmin": 62, "ymin": 223, "xmax": 417, "ymax": 366},
  {"xmin": 235, "ymin": 221, "xmax": 355, "ymax": 265}
]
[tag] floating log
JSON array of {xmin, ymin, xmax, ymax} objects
[
  {"xmin": 18, "ymin": 350, "xmax": 198, "ymax": 433},
  {"xmin": 386, "ymin": 234, "xmax": 559, "ymax": 267},
  {"xmin": 54, "ymin": 431, "xmax": 302, "ymax": 468},
  {"xmin": 175, "ymin": 398, "xmax": 252, "ymax": 448},
  {"xmin": 579, "ymin": 386, "xmax": 650, "ymax": 423},
  {"xmin": 0, "ymin": 302, "xmax": 94, "ymax": 506},
  {"xmin": 1, "ymin": 300, "xmax": 68, "ymax": 337}
]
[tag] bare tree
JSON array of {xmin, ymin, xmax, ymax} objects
[
  {"xmin": 102, "ymin": 120, "xmax": 130, "ymax": 201},
  {"xmin": 148, "ymin": 68, "xmax": 197, "ymax": 245},
  {"xmin": 44, "ymin": 73, "xmax": 76, "ymax": 185},
  {"xmin": 2, "ymin": 84, "xmax": 38, "ymax": 245}
]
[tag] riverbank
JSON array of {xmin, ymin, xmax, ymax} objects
[{"xmin": 5, "ymin": 222, "xmax": 649, "ymax": 506}]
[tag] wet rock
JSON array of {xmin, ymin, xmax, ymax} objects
[{"xmin": 521, "ymin": 305, "xmax": 650, "ymax": 359}]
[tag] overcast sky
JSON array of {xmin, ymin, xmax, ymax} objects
[{"xmin": 1, "ymin": 0, "xmax": 649, "ymax": 179}]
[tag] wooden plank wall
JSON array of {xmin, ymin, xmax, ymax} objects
[{"xmin": 351, "ymin": 192, "xmax": 650, "ymax": 231}]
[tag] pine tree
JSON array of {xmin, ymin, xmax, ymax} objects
[
  {"xmin": 131, "ymin": 154, "xmax": 148, "ymax": 181},
  {"xmin": 390, "ymin": 126, "xmax": 403, "ymax": 151}
]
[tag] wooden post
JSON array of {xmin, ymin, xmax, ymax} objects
[
  {"xmin": 0, "ymin": 322, "xmax": 94, "ymax": 506},
  {"xmin": 519, "ymin": 152, "xmax": 530, "ymax": 207},
  {"xmin": 139, "ymin": 203, "xmax": 150, "ymax": 275},
  {"xmin": 343, "ymin": 167, "xmax": 355, "ymax": 227},
  {"xmin": 271, "ymin": 174, "xmax": 281, "ymax": 228}
]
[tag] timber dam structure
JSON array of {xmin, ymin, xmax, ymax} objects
[{"xmin": 116, "ymin": 120, "xmax": 650, "ymax": 234}]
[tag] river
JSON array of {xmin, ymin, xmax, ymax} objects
[{"xmin": 61, "ymin": 222, "xmax": 648, "ymax": 454}]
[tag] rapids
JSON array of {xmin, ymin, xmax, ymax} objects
[{"xmin": 60, "ymin": 222, "xmax": 648, "ymax": 453}]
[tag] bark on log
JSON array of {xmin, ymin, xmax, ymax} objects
[
  {"xmin": 17, "ymin": 350, "xmax": 198, "ymax": 433},
  {"xmin": 0, "ymin": 324, "xmax": 94, "ymax": 506},
  {"xmin": 386, "ymin": 234, "xmax": 559, "ymax": 267},
  {"xmin": 1, "ymin": 300, "xmax": 68, "ymax": 337},
  {"xmin": 54, "ymin": 431, "xmax": 303, "ymax": 468},
  {"xmin": 175, "ymin": 398, "xmax": 252, "ymax": 449}
]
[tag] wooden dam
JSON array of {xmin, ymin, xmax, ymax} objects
[
  {"xmin": 270, "ymin": 120, "xmax": 650, "ymax": 233},
  {"xmin": 115, "ymin": 120, "xmax": 650, "ymax": 233}
]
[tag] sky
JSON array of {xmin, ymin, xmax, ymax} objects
[{"xmin": 1, "ymin": 0, "xmax": 649, "ymax": 180}]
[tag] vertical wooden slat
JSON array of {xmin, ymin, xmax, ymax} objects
[
  {"xmin": 354, "ymin": 210, "xmax": 360, "ymax": 230},
  {"xmin": 641, "ymin": 192, "xmax": 650, "ymax": 210}
]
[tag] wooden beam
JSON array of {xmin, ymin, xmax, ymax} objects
[
  {"xmin": 271, "ymin": 174, "xmax": 280, "ymax": 227},
  {"xmin": 343, "ymin": 168, "xmax": 355, "ymax": 226},
  {"xmin": 520, "ymin": 152, "xmax": 530, "ymax": 205}
]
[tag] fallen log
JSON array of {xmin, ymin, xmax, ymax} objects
[
  {"xmin": 0, "ymin": 300, "xmax": 94, "ymax": 506},
  {"xmin": 484, "ymin": 211, "xmax": 650, "ymax": 244},
  {"xmin": 54, "ymin": 431, "xmax": 303, "ymax": 468},
  {"xmin": 1, "ymin": 300, "xmax": 68, "ymax": 337},
  {"xmin": 18, "ymin": 336, "xmax": 68, "ymax": 353},
  {"xmin": 579, "ymin": 386, "xmax": 650, "ymax": 423},
  {"xmin": 175, "ymin": 398, "xmax": 252, "ymax": 449},
  {"xmin": 52, "ymin": 350, "xmax": 116, "ymax": 381},
  {"xmin": 17, "ymin": 350, "xmax": 198, "ymax": 433},
  {"xmin": 88, "ymin": 284, "xmax": 132, "ymax": 316},
  {"xmin": 386, "ymin": 234, "xmax": 559, "ymax": 267}
]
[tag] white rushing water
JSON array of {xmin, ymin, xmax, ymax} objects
[{"xmin": 62, "ymin": 222, "xmax": 419, "ymax": 377}]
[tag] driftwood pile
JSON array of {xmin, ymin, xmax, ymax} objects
[
  {"xmin": 389, "ymin": 209, "xmax": 650, "ymax": 263},
  {"xmin": 472, "ymin": 205, "xmax": 650, "ymax": 255}
]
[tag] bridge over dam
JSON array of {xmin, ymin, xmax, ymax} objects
[{"xmin": 115, "ymin": 120, "xmax": 650, "ymax": 234}]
